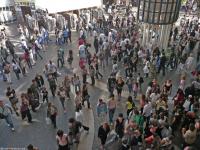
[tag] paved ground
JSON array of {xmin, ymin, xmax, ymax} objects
[{"xmin": 0, "ymin": 22, "xmax": 200, "ymax": 150}]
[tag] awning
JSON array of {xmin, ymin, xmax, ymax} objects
[{"xmin": 35, "ymin": 0, "xmax": 102, "ymax": 13}]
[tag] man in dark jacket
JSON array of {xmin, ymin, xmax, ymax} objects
[
  {"xmin": 158, "ymin": 52, "xmax": 166, "ymax": 76},
  {"xmin": 5, "ymin": 38, "xmax": 15, "ymax": 59}
]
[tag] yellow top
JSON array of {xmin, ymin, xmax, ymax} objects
[{"xmin": 127, "ymin": 101, "xmax": 133, "ymax": 110}]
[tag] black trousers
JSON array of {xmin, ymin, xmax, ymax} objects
[{"xmin": 21, "ymin": 109, "xmax": 32, "ymax": 122}]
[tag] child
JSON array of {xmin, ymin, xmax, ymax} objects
[{"xmin": 41, "ymin": 87, "xmax": 48, "ymax": 103}]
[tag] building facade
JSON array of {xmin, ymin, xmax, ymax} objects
[{"xmin": 0, "ymin": 0, "xmax": 16, "ymax": 23}]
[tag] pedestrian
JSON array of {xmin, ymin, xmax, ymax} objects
[
  {"xmin": 72, "ymin": 74, "xmax": 81, "ymax": 93},
  {"xmin": 20, "ymin": 93, "xmax": 32, "ymax": 123},
  {"xmin": 35, "ymin": 74, "xmax": 44, "ymax": 90},
  {"xmin": 126, "ymin": 96, "xmax": 135, "ymax": 118},
  {"xmin": 57, "ymin": 86, "xmax": 66, "ymax": 113},
  {"xmin": 137, "ymin": 73, "xmax": 144, "ymax": 92},
  {"xmin": 5, "ymin": 38, "xmax": 16, "ymax": 60},
  {"xmin": 114, "ymin": 113, "xmax": 125, "ymax": 141},
  {"xmin": 34, "ymin": 39, "xmax": 43, "ymax": 60},
  {"xmin": 48, "ymin": 74, "xmax": 57, "ymax": 97},
  {"xmin": 94, "ymin": 58, "xmax": 103, "ymax": 79},
  {"xmin": 82, "ymin": 84, "xmax": 90, "ymax": 108},
  {"xmin": 179, "ymin": 75, "xmax": 186, "ymax": 90},
  {"xmin": 68, "ymin": 117, "xmax": 89, "ymax": 144},
  {"xmin": 48, "ymin": 60, "xmax": 57, "ymax": 79},
  {"xmin": 158, "ymin": 52, "xmax": 166, "ymax": 76},
  {"xmin": 57, "ymin": 47, "xmax": 64, "ymax": 68},
  {"xmin": 133, "ymin": 81, "xmax": 139, "ymax": 98},
  {"xmin": 89, "ymin": 65, "xmax": 95, "ymax": 85},
  {"xmin": 24, "ymin": 49, "xmax": 32, "ymax": 69},
  {"xmin": 4, "ymin": 63, "xmax": 12, "ymax": 84},
  {"xmin": 62, "ymin": 75, "xmax": 71, "ymax": 99},
  {"xmin": 0, "ymin": 100, "xmax": 15, "ymax": 131},
  {"xmin": 67, "ymin": 50, "xmax": 73, "ymax": 69},
  {"xmin": 182, "ymin": 123, "xmax": 197, "ymax": 148},
  {"xmin": 94, "ymin": 36, "xmax": 99, "ymax": 53},
  {"xmin": 107, "ymin": 95, "xmax": 117, "ymax": 125},
  {"xmin": 6, "ymin": 87, "xmax": 19, "ymax": 116},
  {"xmin": 56, "ymin": 129, "xmax": 70, "ymax": 150},
  {"xmin": 107, "ymin": 74, "xmax": 116, "ymax": 97},
  {"xmin": 47, "ymin": 102, "xmax": 57, "ymax": 128},
  {"xmin": 143, "ymin": 61, "xmax": 149, "ymax": 78},
  {"xmin": 126, "ymin": 76, "xmax": 133, "ymax": 94},
  {"xmin": 29, "ymin": 47, "xmax": 36, "ymax": 66},
  {"xmin": 41, "ymin": 87, "xmax": 48, "ymax": 103},
  {"xmin": 74, "ymin": 91, "xmax": 83, "ymax": 121},
  {"xmin": 98, "ymin": 122, "xmax": 110, "ymax": 150},
  {"xmin": 97, "ymin": 99, "xmax": 108, "ymax": 123},
  {"xmin": 142, "ymin": 100, "xmax": 152, "ymax": 126},
  {"xmin": 116, "ymin": 77, "xmax": 124, "ymax": 101},
  {"xmin": 81, "ymin": 66, "xmax": 88, "ymax": 84}
]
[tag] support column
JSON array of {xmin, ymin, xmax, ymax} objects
[{"xmin": 142, "ymin": 23, "xmax": 147, "ymax": 46}]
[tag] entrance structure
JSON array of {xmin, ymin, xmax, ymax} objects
[{"xmin": 137, "ymin": 0, "xmax": 181, "ymax": 50}]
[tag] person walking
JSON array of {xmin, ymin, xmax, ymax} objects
[
  {"xmin": 114, "ymin": 113, "xmax": 125, "ymax": 141},
  {"xmin": 20, "ymin": 93, "xmax": 32, "ymax": 123},
  {"xmin": 57, "ymin": 86, "xmax": 66, "ymax": 113},
  {"xmin": 67, "ymin": 50, "xmax": 73, "ymax": 69},
  {"xmin": 116, "ymin": 77, "xmax": 124, "ymax": 101},
  {"xmin": 47, "ymin": 102, "xmax": 58, "ymax": 129},
  {"xmin": 6, "ymin": 87, "xmax": 19, "ymax": 116},
  {"xmin": 56, "ymin": 129, "xmax": 70, "ymax": 150},
  {"xmin": 82, "ymin": 84, "xmax": 90, "ymax": 109},
  {"xmin": 0, "ymin": 100, "xmax": 15, "ymax": 131},
  {"xmin": 97, "ymin": 99, "xmax": 108, "ymax": 123},
  {"xmin": 48, "ymin": 74, "xmax": 57, "ymax": 97},
  {"xmin": 4, "ymin": 63, "xmax": 12, "ymax": 84},
  {"xmin": 57, "ymin": 47, "xmax": 64, "ymax": 68},
  {"xmin": 98, "ymin": 122, "xmax": 110, "ymax": 150},
  {"xmin": 68, "ymin": 117, "xmax": 89, "ymax": 144},
  {"xmin": 107, "ymin": 95, "xmax": 117, "ymax": 125},
  {"xmin": 126, "ymin": 96, "xmax": 135, "ymax": 118},
  {"xmin": 62, "ymin": 75, "xmax": 71, "ymax": 99},
  {"xmin": 12, "ymin": 60, "xmax": 21, "ymax": 80},
  {"xmin": 89, "ymin": 65, "xmax": 95, "ymax": 86}
]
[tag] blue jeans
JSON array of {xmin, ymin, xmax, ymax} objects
[
  {"xmin": 108, "ymin": 108, "xmax": 115, "ymax": 124},
  {"xmin": 5, "ymin": 114, "xmax": 14, "ymax": 128}
]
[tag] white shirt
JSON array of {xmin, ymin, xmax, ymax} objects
[
  {"xmin": 183, "ymin": 99, "xmax": 191, "ymax": 111},
  {"xmin": 143, "ymin": 102, "xmax": 152, "ymax": 117},
  {"xmin": 21, "ymin": 40, "xmax": 27, "ymax": 49}
]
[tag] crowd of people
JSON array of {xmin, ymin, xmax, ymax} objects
[{"xmin": 0, "ymin": 3, "xmax": 200, "ymax": 150}]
